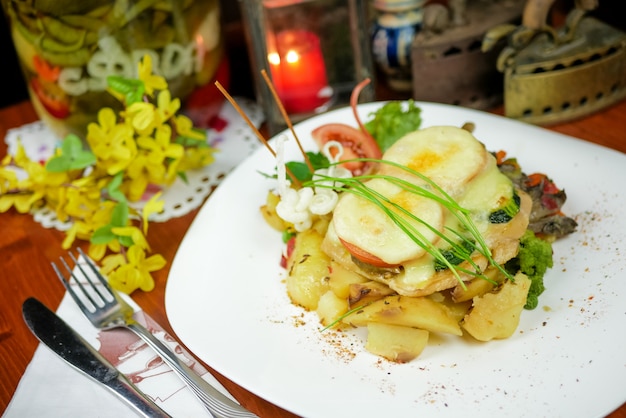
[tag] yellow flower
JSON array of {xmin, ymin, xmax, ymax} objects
[
  {"xmin": 88, "ymin": 239, "xmax": 121, "ymax": 261},
  {"xmin": 178, "ymin": 146, "xmax": 215, "ymax": 171},
  {"xmin": 0, "ymin": 164, "xmax": 19, "ymax": 195},
  {"xmin": 103, "ymin": 245, "xmax": 166, "ymax": 293},
  {"xmin": 0, "ymin": 191, "xmax": 41, "ymax": 213},
  {"xmin": 1, "ymin": 53, "xmax": 216, "ymax": 295},
  {"xmin": 142, "ymin": 191, "xmax": 164, "ymax": 234},
  {"xmin": 131, "ymin": 124, "xmax": 184, "ymax": 186},
  {"xmin": 137, "ymin": 55, "xmax": 167, "ymax": 96},
  {"xmin": 88, "ymin": 117, "xmax": 136, "ymax": 176},
  {"xmin": 111, "ymin": 225, "xmax": 150, "ymax": 251},
  {"xmin": 157, "ymin": 89, "xmax": 180, "ymax": 122},
  {"xmin": 125, "ymin": 102, "xmax": 160, "ymax": 136},
  {"xmin": 174, "ymin": 114, "xmax": 206, "ymax": 140},
  {"xmin": 62, "ymin": 221, "xmax": 93, "ymax": 249}
]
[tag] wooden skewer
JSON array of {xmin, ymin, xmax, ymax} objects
[
  {"xmin": 214, "ymin": 81, "xmax": 301, "ymax": 188},
  {"xmin": 260, "ymin": 70, "xmax": 314, "ymax": 173}
]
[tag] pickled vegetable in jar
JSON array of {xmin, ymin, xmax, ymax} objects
[{"xmin": 2, "ymin": 0, "xmax": 227, "ymax": 139}]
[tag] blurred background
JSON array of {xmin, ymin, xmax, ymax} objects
[{"xmin": 1, "ymin": 0, "xmax": 624, "ymax": 109}]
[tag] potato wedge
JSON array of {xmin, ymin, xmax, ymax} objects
[
  {"xmin": 316, "ymin": 290, "xmax": 348, "ymax": 328},
  {"xmin": 451, "ymin": 267, "xmax": 505, "ymax": 303},
  {"xmin": 286, "ymin": 229, "xmax": 331, "ymax": 310},
  {"xmin": 344, "ymin": 295, "xmax": 462, "ymax": 336},
  {"xmin": 366, "ymin": 323, "xmax": 429, "ymax": 363},
  {"xmin": 260, "ymin": 191, "xmax": 289, "ymax": 232},
  {"xmin": 328, "ymin": 261, "xmax": 368, "ymax": 300},
  {"xmin": 462, "ymin": 272, "xmax": 531, "ymax": 341}
]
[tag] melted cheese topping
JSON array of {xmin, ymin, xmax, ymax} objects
[
  {"xmin": 378, "ymin": 126, "xmax": 488, "ymax": 195},
  {"xmin": 322, "ymin": 125, "xmax": 531, "ymax": 297},
  {"xmin": 332, "ymin": 178, "xmax": 444, "ymax": 264}
]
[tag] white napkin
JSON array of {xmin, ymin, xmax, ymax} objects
[
  {"xmin": 5, "ymin": 292, "xmax": 228, "ymax": 417},
  {"xmin": 3, "ymin": 98, "xmax": 265, "ymax": 417}
]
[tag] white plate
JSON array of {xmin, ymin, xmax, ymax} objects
[{"xmin": 165, "ymin": 102, "xmax": 626, "ymax": 418}]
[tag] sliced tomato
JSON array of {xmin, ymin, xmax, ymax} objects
[
  {"xmin": 339, "ymin": 237, "xmax": 398, "ymax": 268},
  {"xmin": 311, "ymin": 123, "xmax": 382, "ymax": 175},
  {"xmin": 30, "ymin": 78, "xmax": 70, "ymax": 119}
]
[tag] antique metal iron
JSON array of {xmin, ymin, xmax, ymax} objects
[
  {"xmin": 410, "ymin": 0, "xmax": 526, "ymax": 109},
  {"xmin": 485, "ymin": 0, "xmax": 626, "ymax": 124}
]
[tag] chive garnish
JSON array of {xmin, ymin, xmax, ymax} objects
[{"xmin": 307, "ymin": 158, "xmax": 515, "ymax": 287}]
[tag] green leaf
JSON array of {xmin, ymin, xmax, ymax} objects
[
  {"xmin": 91, "ymin": 225, "xmax": 115, "ymax": 244},
  {"xmin": 283, "ymin": 152, "xmax": 330, "ymax": 182},
  {"xmin": 306, "ymin": 152, "xmax": 330, "ymax": 170},
  {"xmin": 126, "ymin": 84, "xmax": 145, "ymax": 105},
  {"xmin": 107, "ymin": 76, "xmax": 145, "ymax": 105},
  {"xmin": 364, "ymin": 100, "xmax": 422, "ymax": 152},
  {"xmin": 45, "ymin": 157, "xmax": 71, "ymax": 172},
  {"xmin": 177, "ymin": 171, "xmax": 189, "ymax": 184},
  {"xmin": 107, "ymin": 76, "xmax": 143, "ymax": 95},
  {"xmin": 110, "ymin": 201, "xmax": 129, "ymax": 227},
  {"xmin": 117, "ymin": 235, "xmax": 134, "ymax": 247},
  {"xmin": 62, "ymin": 133, "xmax": 82, "ymax": 154},
  {"xmin": 107, "ymin": 172, "xmax": 127, "ymax": 203},
  {"xmin": 45, "ymin": 134, "xmax": 96, "ymax": 172},
  {"xmin": 285, "ymin": 161, "xmax": 313, "ymax": 182},
  {"xmin": 71, "ymin": 153, "xmax": 97, "ymax": 168},
  {"xmin": 176, "ymin": 133, "xmax": 208, "ymax": 147}
]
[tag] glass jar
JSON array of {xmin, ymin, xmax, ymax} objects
[
  {"xmin": 371, "ymin": 0, "xmax": 424, "ymax": 91},
  {"xmin": 1, "ymin": 0, "xmax": 227, "ymax": 139}
]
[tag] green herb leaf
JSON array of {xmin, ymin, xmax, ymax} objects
[
  {"xmin": 285, "ymin": 161, "xmax": 314, "ymax": 182},
  {"xmin": 306, "ymin": 151, "xmax": 330, "ymax": 170},
  {"xmin": 283, "ymin": 152, "xmax": 330, "ymax": 182},
  {"xmin": 364, "ymin": 100, "xmax": 422, "ymax": 152}
]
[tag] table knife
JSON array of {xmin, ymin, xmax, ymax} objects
[{"xmin": 22, "ymin": 297, "xmax": 171, "ymax": 418}]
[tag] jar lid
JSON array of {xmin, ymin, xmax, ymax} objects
[{"xmin": 373, "ymin": 0, "xmax": 424, "ymax": 12}]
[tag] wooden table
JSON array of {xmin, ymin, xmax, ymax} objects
[{"xmin": 1, "ymin": 98, "xmax": 625, "ymax": 417}]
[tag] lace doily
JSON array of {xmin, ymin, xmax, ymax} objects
[{"xmin": 4, "ymin": 97, "xmax": 264, "ymax": 231}]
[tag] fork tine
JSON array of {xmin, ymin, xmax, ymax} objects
[
  {"xmin": 67, "ymin": 252, "xmax": 106, "ymax": 302},
  {"xmin": 76, "ymin": 248, "xmax": 111, "ymax": 292},
  {"xmin": 51, "ymin": 257, "xmax": 99, "ymax": 312}
]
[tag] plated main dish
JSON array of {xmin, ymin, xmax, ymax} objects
[
  {"xmin": 259, "ymin": 84, "xmax": 577, "ymax": 363},
  {"xmin": 165, "ymin": 97, "xmax": 626, "ymax": 417}
]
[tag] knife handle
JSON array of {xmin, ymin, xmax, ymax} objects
[{"xmin": 107, "ymin": 374, "xmax": 172, "ymax": 418}]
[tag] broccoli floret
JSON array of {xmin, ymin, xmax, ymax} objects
[{"xmin": 506, "ymin": 230, "xmax": 554, "ymax": 309}]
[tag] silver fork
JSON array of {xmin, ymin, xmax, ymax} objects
[{"xmin": 53, "ymin": 248, "xmax": 258, "ymax": 418}]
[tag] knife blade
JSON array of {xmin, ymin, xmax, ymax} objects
[{"xmin": 22, "ymin": 297, "xmax": 171, "ymax": 418}]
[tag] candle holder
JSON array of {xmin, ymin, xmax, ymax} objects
[{"xmin": 240, "ymin": 0, "xmax": 375, "ymax": 134}]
